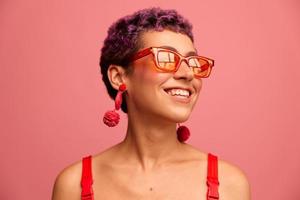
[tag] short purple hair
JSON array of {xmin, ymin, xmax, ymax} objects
[{"xmin": 99, "ymin": 7, "xmax": 194, "ymax": 113}]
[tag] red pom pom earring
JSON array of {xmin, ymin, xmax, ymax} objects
[
  {"xmin": 176, "ymin": 123, "xmax": 190, "ymax": 142},
  {"xmin": 103, "ymin": 83, "xmax": 126, "ymax": 127}
]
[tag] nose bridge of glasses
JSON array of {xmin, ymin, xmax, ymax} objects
[
  {"xmin": 177, "ymin": 57, "xmax": 192, "ymax": 72},
  {"xmin": 173, "ymin": 58, "xmax": 194, "ymax": 80}
]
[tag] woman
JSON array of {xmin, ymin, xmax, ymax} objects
[{"xmin": 52, "ymin": 7, "xmax": 251, "ymax": 200}]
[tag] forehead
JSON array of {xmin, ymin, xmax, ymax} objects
[{"xmin": 140, "ymin": 30, "xmax": 197, "ymax": 56}]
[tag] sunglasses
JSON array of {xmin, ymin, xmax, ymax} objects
[{"xmin": 130, "ymin": 47, "xmax": 214, "ymax": 78}]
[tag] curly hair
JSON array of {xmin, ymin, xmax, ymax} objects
[{"xmin": 99, "ymin": 7, "xmax": 194, "ymax": 113}]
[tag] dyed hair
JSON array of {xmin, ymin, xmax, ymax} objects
[{"xmin": 99, "ymin": 7, "xmax": 194, "ymax": 113}]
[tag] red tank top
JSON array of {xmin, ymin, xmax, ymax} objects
[{"xmin": 81, "ymin": 153, "xmax": 219, "ymax": 200}]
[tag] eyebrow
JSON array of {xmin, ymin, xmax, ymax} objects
[{"xmin": 158, "ymin": 45, "xmax": 198, "ymax": 56}]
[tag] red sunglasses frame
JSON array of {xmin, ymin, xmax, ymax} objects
[{"xmin": 130, "ymin": 47, "xmax": 215, "ymax": 78}]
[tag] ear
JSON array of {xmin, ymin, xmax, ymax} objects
[{"xmin": 107, "ymin": 64, "xmax": 128, "ymax": 90}]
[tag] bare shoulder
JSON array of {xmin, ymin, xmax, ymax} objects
[
  {"xmin": 185, "ymin": 145, "xmax": 251, "ymax": 199},
  {"xmin": 51, "ymin": 144, "xmax": 120, "ymax": 200},
  {"xmin": 51, "ymin": 159, "xmax": 82, "ymax": 200},
  {"xmin": 218, "ymin": 158, "xmax": 251, "ymax": 200}
]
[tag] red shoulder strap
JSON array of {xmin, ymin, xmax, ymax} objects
[
  {"xmin": 207, "ymin": 153, "xmax": 219, "ymax": 200},
  {"xmin": 81, "ymin": 155, "xmax": 94, "ymax": 200}
]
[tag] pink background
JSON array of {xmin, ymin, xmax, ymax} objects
[{"xmin": 1, "ymin": 0, "xmax": 299, "ymax": 199}]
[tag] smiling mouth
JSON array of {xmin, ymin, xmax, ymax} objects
[
  {"xmin": 164, "ymin": 88, "xmax": 192, "ymax": 103},
  {"xmin": 164, "ymin": 89, "xmax": 190, "ymax": 98}
]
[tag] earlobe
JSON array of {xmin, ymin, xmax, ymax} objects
[{"xmin": 107, "ymin": 64, "xmax": 127, "ymax": 90}]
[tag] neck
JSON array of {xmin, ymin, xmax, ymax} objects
[{"xmin": 119, "ymin": 112, "xmax": 183, "ymax": 172}]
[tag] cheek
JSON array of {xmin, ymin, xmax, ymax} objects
[
  {"xmin": 134, "ymin": 63, "xmax": 169, "ymax": 87},
  {"xmin": 128, "ymin": 67, "xmax": 170, "ymax": 108},
  {"xmin": 194, "ymin": 78, "xmax": 203, "ymax": 92}
]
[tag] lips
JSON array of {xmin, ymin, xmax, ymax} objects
[
  {"xmin": 163, "ymin": 87, "xmax": 193, "ymax": 96},
  {"xmin": 163, "ymin": 87, "xmax": 194, "ymax": 103}
]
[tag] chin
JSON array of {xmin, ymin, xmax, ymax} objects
[
  {"xmin": 158, "ymin": 88, "xmax": 198, "ymax": 122},
  {"xmin": 165, "ymin": 106, "xmax": 193, "ymax": 123}
]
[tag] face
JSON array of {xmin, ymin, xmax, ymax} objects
[{"xmin": 125, "ymin": 29, "xmax": 202, "ymax": 123}]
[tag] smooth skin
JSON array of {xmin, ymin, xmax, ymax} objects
[{"xmin": 52, "ymin": 30, "xmax": 251, "ymax": 200}]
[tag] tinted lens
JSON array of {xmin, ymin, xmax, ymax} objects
[
  {"xmin": 188, "ymin": 57, "xmax": 212, "ymax": 78},
  {"xmin": 156, "ymin": 50, "xmax": 179, "ymax": 71}
]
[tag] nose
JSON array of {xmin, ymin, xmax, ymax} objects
[{"xmin": 173, "ymin": 59, "xmax": 194, "ymax": 81}]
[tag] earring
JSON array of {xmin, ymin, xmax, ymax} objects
[
  {"xmin": 177, "ymin": 123, "xmax": 190, "ymax": 142},
  {"xmin": 103, "ymin": 83, "xmax": 126, "ymax": 127}
]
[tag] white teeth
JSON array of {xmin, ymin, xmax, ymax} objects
[{"xmin": 166, "ymin": 89, "xmax": 190, "ymax": 97}]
